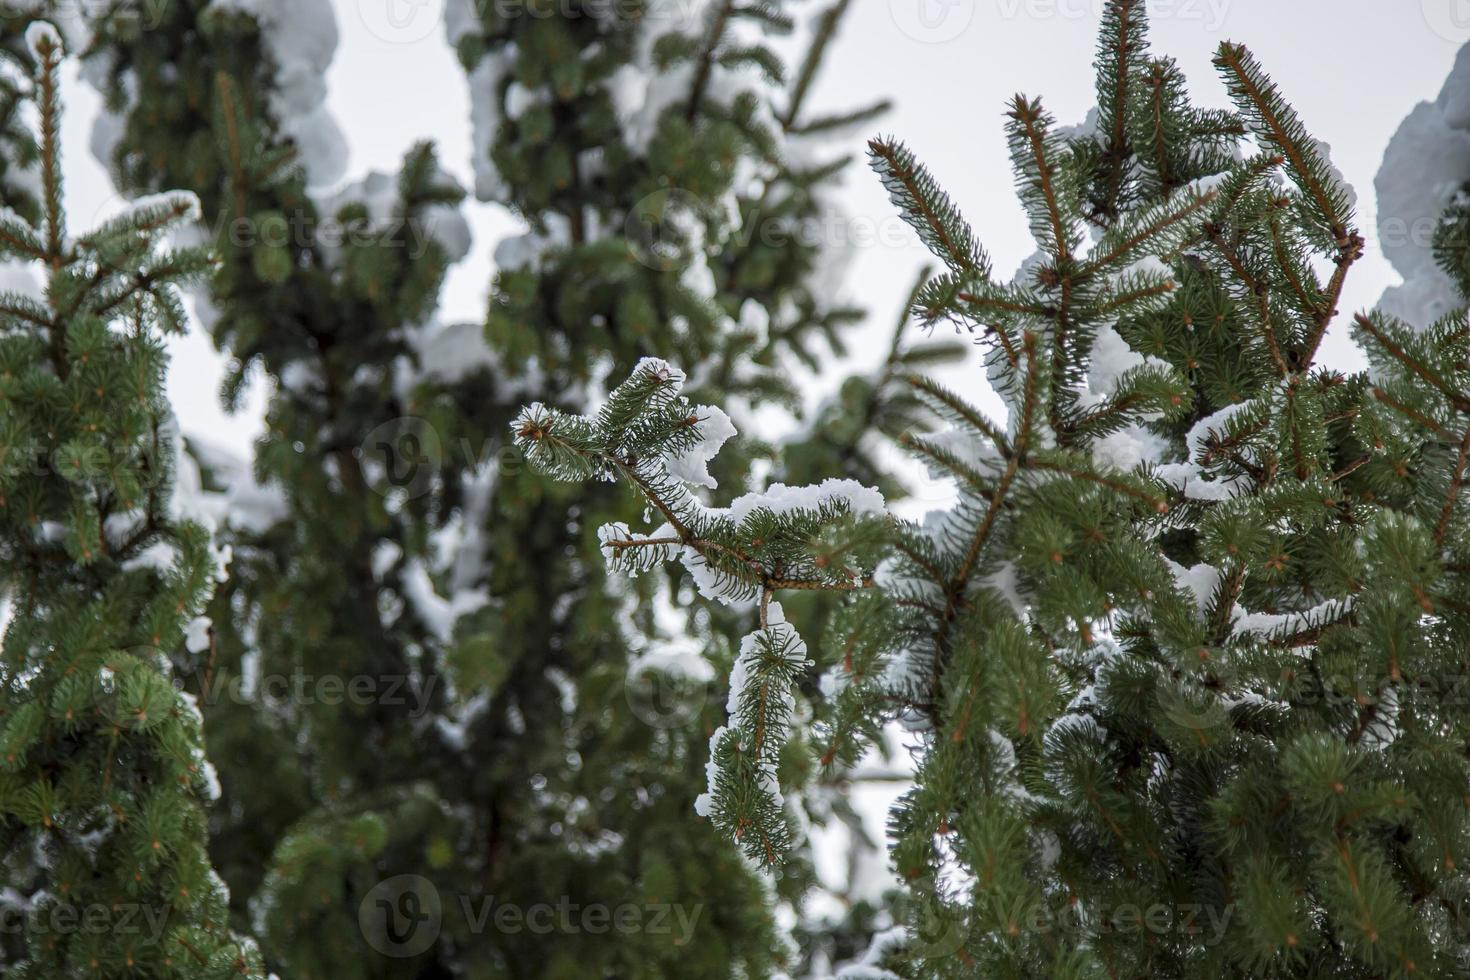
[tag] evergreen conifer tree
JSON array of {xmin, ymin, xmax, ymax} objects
[
  {"xmin": 66, "ymin": 0, "xmax": 920, "ymax": 975},
  {"xmin": 520, "ymin": 3, "xmax": 1470, "ymax": 976},
  {"xmin": 0, "ymin": 24, "xmax": 263, "ymax": 978}
]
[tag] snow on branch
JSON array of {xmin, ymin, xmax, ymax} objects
[
  {"xmin": 514, "ymin": 358, "xmax": 891, "ymax": 864},
  {"xmin": 514, "ymin": 357, "xmax": 887, "ymax": 607}
]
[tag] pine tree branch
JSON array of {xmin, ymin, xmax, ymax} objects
[
  {"xmin": 686, "ymin": 0, "xmax": 736, "ymax": 123},
  {"xmin": 1068, "ymin": 392, "xmax": 1145, "ymax": 435},
  {"xmin": 1079, "ymin": 189, "xmax": 1216, "ymax": 277},
  {"xmin": 1356, "ymin": 314, "xmax": 1470, "ymax": 411},
  {"xmin": 612, "ymin": 459, "xmax": 874, "ymax": 598},
  {"xmin": 1098, "ymin": 0, "xmax": 1141, "ymax": 219},
  {"xmin": 1215, "ymin": 41, "xmax": 1352, "ymax": 239},
  {"xmin": 1370, "ymin": 387, "xmax": 1454, "ymax": 440},
  {"xmin": 1436, "ymin": 424, "xmax": 1470, "ymax": 547},
  {"xmin": 893, "ymin": 539, "xmax": 947, "ymax": 587},
  {"xmin": 1095, "ymin": 278, "xmax": 1177, "ymax": 315},
  {"xmin": 602, "ymin": 535, "xmax": 684, "ymax": 552},
  {"xmin": 1209, "ymin": 224, "xmax": 1290, "ymax": 375},
  {"xmin": 214, "ymin": 72, "xmax": 250, "ymax": 221},
  {"xmin": 1008, "ymin": 96, "xmax": 1072, "ymax": 263},
  {"xmin": 1146, "ymin": 61, "xmax": 1173, "ymax": 194},
  {"xmin": 1301, "ymin": 231, "xmax": 1365, "ymax": 367},
  {"xmin": 1030, "ymin": 458, "xmax": 1169, "ymax": 513},
  {"xmin": 1209, "ymin": 562, "xmax": 1247, "ymax": 644},
  {"xmin": 780, "ymin": 0, "xmax": 849, "ymax": 131},
  {"xmin": 950, "ymin": 291, "xmax": 1028, "ymax": 366},
  {"xmin": 1330, "ymin": 455, "xmax": 1369, "ymax": 484},
  {"xmin": 1267, "ymin": 211, "xmax": 1322, "ymax": 316},
  {"xmin": 869, "ymin": 138, "xmax": 984, "ymax": 277},
  {"xmin": 34, "ymin": 32, "xmax": 63, "ymax": 268},
  {"xmin": 930, "ymin": 334, "xmax": 1041, "ymax": 700},
  {"xmin": 906, "ymin": 375, "xmax": 1011, "ymax": 456},
  {"xmin": 901, "ymin": 433, "xmax": 999, "ymax": 502}
]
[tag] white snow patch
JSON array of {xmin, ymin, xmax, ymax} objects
[
  {"xmin": 665, "ymin": 405, "xmax": 736, "ymax": 490},
  {"xmin": 209, "ymin": 0, "xmax": 347, "ymax": 186},
  {"xmin": 1375, "ymin": 42, "xmax": 1470, "ymax": 329}
]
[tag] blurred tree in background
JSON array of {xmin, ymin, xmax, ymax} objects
[{"xmin": 0, "ymin": 1, "xmax": 962, "ymax": 977}]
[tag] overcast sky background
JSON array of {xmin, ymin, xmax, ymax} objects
[{"xmin": 54, "ymin": 0, "xmax": 1470, "ymax": 455}]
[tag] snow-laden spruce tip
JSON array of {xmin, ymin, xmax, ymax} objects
[
  {"xmin": 513, "ymin": 359, "xmax": 890, "ymax": 864},
  {"xmin": 694, "ymin": 601, "xmax": 811, "ymax": 865},
  {"xmin": 23, "ymin": 21, "xmax": 63, "ymax": 61},
  {"xmin": 514, "ymin": 357, "xmax": 887, "ymax": 604}
]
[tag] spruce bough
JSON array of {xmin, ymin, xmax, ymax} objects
[
  {"xmin": 519, "ymin": 3, "xmax": 1470, "ymax": 976},
  {"xmin": 0, "ymin": 25, "xmax": 261, "ymax": 979}
]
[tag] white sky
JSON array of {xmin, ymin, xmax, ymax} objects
[{"xmin": 55, "ymin": 0, "xmax": 1470, "ymax": 454}]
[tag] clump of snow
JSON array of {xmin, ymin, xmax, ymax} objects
[
  {"xmin": 493, "ymin": 215, "xmax": 573, "ymax": 272},
  {"xmin": 184, "ymin": 615, "xmax": 213, "ymax": 654},
  {"xmin": 400, "ymin": 558, "xmax": 489, "ymax": 644},
  {"xmin": 599, "ymin": 521, "xmax": 671, "ymax": 571},
  {"xmin": 23, "ymin": 21, "xmax": 63, "ymax": 62},
  {"xmin": 1092, "ymin": 423, "xmax": 1170, "ymax": 472},
  {"xmin": 99, "ymin": 190, "xmax": 203, "ymax": 232},
  {"xmin": 665, "ymin": 405, "xmax": 736, "ymax": 490},
  {"xmin": 311, "ymin": 168, "xmax": 471, "ymax": 266},
  {"xmin": 183, "ymin": 434, "xmax": 289, "ymax": 534},
  {"xmin": 208, "ymin": 0, "xmax": 347, "ymax": 187},
  {"xmin": 1375, "ymin": 41, "xmax": 1470, "ymax": 329},
  {"xmin": 838, "ymin": 925, "xmax": 909, "ymax": 979},
  {"xmin": 1154, "ymin": 400, "xmax": 1256, "ymax": 501},
  {"xmin": 1233, "ymin": 596, "xmax": 1352, "ymax": 641},
  {"xmin": 409, "ymin": 320, "xmax": 502, "ymax": 385},
  {"xmin": 1311, "ymin": 139, "xmax": 1357, "ymax": 210},
  {"xmin": 1164, "ymin": 559, "xmax": 1222, "ymax": 614},
  {"xmin": 443, "ymin": 0, "xmax": 480, "ymax": 48},
  {"xmin": 725, "ymin": 478, "xmax": 886, "ymax": 525},
  {"xmin": 462, "ymin": 46, "xmax": 517, "ymax": 201}
]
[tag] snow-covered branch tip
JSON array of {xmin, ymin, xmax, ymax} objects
[
  {"xmin": 514, "ymin": 361, "xmax": 889, "ymax": 865},
  {"xmin": 513, "ymin": 358, "xmax": 889, "ymax": 608}
]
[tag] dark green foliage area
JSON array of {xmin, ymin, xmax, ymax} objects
[
  {"xmin": 18, "ymin": 0, "xmax": 942, "ymax": 977},
  {"xmin": 0, "ymin": 27, "xmax": 263, "ymax": 978},
  {"xmin": 523, "ymin": 2, "xmax": 1470, "ymax": 977}
]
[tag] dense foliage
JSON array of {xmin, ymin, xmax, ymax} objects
[
  {"xmin": 0, "ymin": 25, "xmax": 262, "ymax": 977},
  {"xmin": 520, "ymin": 3, "xmax": 1470, "ymax": 976},
  {"xmin": 0, "ymin": 0, "xmax": 952, "ymax": 976}
]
